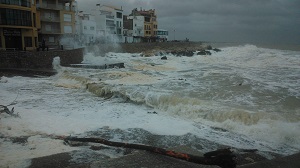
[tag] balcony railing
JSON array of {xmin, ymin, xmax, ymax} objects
[
  {"xmin": 38, "ymin": 4, "xmax": 74, "ymax": 11},
  {"xmin": 106, "ymin": 24, "xmax": 115, "ymax": 27},
  {"xmin": 40, "ymin": 16, "xmax": 60, "ymax": 22},
  {"xmin": 106, "ymin": 15, "xmax": 114, "ymax": 19},
  {"xmin": 39, "ymin": 28, "xmax": 61, "ymax": 34}
]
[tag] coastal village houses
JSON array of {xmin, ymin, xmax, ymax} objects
[
  {"xmin": 0, "ymin": 0, "xmax": 39, "ymax": 50},
  {"xmin": 123, "ymin": 14, "xmax": 144, "ymax": 43},
  {"xmin": 93, "ymin": 5, "xmax": 124, "ymax": 43},
  {"xmin": 0, "ymin": 0, "xmax": 76, "ymax": 51},
  {"xmin": 37, "ymin": 0, "xmax": 76, "ymax": 49},
  {"xmin": 76, "ymin": 11, "xmax": 96, "ymax": 45},
  {"xmin": 128, "ymin": 8, "xmax": 158, "ymax": 42},
  {"xmin": 0, "ymin": 1, "xmax": 168, "ymax": 51}
]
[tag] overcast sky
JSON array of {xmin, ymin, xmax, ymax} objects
[{"xmin": 77, "ymin": 0, "xmax": 300, "ymax": 44}]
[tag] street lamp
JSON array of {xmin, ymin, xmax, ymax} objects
[{"xmin": 173, "ymin": 29, "xmax": 175, "ymax": 41}]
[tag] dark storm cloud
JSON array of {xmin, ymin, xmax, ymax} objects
[{"xmin": 77, "ymin": 0, "xmax": 300, "ymax": 44}]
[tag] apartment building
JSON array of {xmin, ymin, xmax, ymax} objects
[
  {"xmin": 0, "ymin": 0, "xmax": 38, "ymax": 50},
  {"xmin": 157, "ymin": 29, "xmax": 168, "ymax": 42},
  {"xmin": 123, "ymin": 15, "xmax": 144, "ymax": 43},
  {"xmin": 130, "ymin": 8, "xmax": 157, "ymax": 42},
  {"xmin": 76, "ymin": 12, "xmax": 96, "ymax": 45},
  {"xmin": 94, "ymin": 5, "xmax": 123, "ymax": 43},
  {"xmin": 36, "ymin": 0, "xmax": 76, "ymax": 47}
]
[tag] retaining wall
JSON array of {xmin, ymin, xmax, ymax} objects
[
  {"xmin": 0, "ymin": 48, "xmax": 84, "ymax": 69},
  {"xmin": 85, "ymin": 42, "xmax": 206, "ymax": 55}
]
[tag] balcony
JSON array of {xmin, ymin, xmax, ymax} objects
[
  {"xmin": 40, "ymin": 16, "xmax": 60, "ymax": 22},
  {"xmin": 39, "ymin": 28, "xmax": 61, "ymax": 34},
  {"xmin": 38, "ymin": 4, "xmax": 75, "ymax": 11},
  {"xmin": 106, "ymin": 24, "xmax": 115, "ymax": 27},
  {"xmin": 106, "ymin": 15, "xmax": 114, "ymax": 20},
  {"xmin": 0, "ymin": 0, "xmax": 31, "ymax": 8}
]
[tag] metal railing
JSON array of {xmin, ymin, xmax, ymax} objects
[
  {"xmin": 40, "ymin": 16, "xmax": 60, "ymax": 22},
  {"xmin": 106, "ymin": 15, "xmax": 114, "ymax": 19},
  {"xmin": 40, "ymin": 28, "xmax": 61, "ymax": 34},
  {"xmin": 39, "ymin": 4, "xmax": 74, "ymax": 11}
]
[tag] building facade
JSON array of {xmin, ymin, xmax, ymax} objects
[
  {"xmin": 130, "ymin": 8, "xmax": 157, "ymax": 42},
  {"xmin": 123, "ymin": 15, "xmax": 144, "ymax": 43},
  {"xmin": 36, "ymin": 0, "xmax": 76, "ymax": 48},
  {"xmin": 0, "ymin": 0, "xmax": 38, "ymax": 50},
  {"xmin": 94, "ymin": 5, "xmax": 123, "ymax": 43},
  {"xmin": 76, "ymin": 12, "xmax": 96, "ymax": 45},
  {"xmin": 157, "ymin": 29, "xmax": 168, "ymax": 42}
]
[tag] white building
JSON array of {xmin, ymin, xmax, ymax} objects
[
  {"xmin": 125, "ymin": 16, "xmax": 144, "ymax": 43},
  {"xmin": 157, "ymin": 29, "xmax": 168, "ymax": 42},
  {"xmin": 76, "ymin": 12, "xmax": 97, "ymax": 45},
  {"xmin": 94, "ymin": 5, "xmax": 124, "ymax": 43}
]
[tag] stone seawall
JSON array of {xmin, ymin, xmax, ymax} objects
[
  {"xmin": 85, "ymin": 42, "xmax": 207, "ymax": 56},
  {"xmin": 0, "ymin": 48, "xmax": 84, "ymax": 69}
]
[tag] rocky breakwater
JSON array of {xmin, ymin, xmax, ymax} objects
[{"xmin": 140, "ymin": 43, "xmax": 222, "ymax": 58}]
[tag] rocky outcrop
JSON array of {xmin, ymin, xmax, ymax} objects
[{"xmin": 197, "ymin": 50, "xmax": 212, "ymax": 55}]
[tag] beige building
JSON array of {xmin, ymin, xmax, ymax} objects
[
  {"xmin": 0, "ymin": 0, "xmax": 39, "ymax": 50},
  {"xmin": 36, "ymin": 0, "xmax": 76, "ymax": 47},
  {"xmin": 130, "ymin": 8, "xmax": 158, "ymax": 42}
]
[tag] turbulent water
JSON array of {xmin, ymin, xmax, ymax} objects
[
  {"xmin": 50, "ymin": 44, "xmax": 299, "ymax": 156},
  {"xmin": 2, "ymin": 44, "xmax": 300, "ymax": 167}
]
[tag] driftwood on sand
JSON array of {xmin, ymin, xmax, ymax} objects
[{"xmin": 64, "ymin": 137, "xmax": 237, "ymax": 168}]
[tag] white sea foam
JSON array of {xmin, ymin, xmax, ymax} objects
[{"xmin": 1, "ymin": 44, "xmax": 300, "ymax": 167}]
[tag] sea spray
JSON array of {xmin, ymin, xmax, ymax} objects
[{"xmin": 52, "ymin": 56, "xmax": 61, "ymax": 71}]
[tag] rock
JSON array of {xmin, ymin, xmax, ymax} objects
[
  {"xmin": 205, "ymin": 50, "xmax": 212, "ymax": 55},
  {"xmin": 184, "ymin": 50, "xmax": 194, "ymax": 57},
  {"xmin": 213, "ymin": 48, "xmax": 221, "ymax": 52},
  {"xmin": 197, "ymin": 50, "xmax": 211, "ymax": 55},
  {"xmin": 161, "ymin": 56, "xmax": 167, "ymax": 60},
  {"xmin": 206, "ymin": 45, "xmax": 213, "ymax": 50}
]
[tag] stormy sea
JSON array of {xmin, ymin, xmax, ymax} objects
[{"xmin": 1, "ymin": 44, "xmax": 299, "ymax": 167}]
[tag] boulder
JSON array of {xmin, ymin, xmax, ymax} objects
[
  {"xmin": 213, "ymin": 48, "xmax": 221, "ymax": 52},
  {"xmin": 161, "ymin": 56, "xmax": 167, "ymax": 60},
  {"xmin": 206, "ymin": 45, "xmax": 213, "ymax": 50},
  {"xmin": 197, "ymin": 50, "xmax": 211, "ymax": 55}
]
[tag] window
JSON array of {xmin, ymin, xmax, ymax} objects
[
  {"xmin": 117, "ymin": 29, "xmax": 121, "ymax": 35},
  {"xmin": 90, "ymin": 27, "xmax": 94, "ymax": 30},
  {"xmin": 49, "ymin": 37, "xmax": 54, "ymax": 42},
  {"xmin": 64, "ymin": 25, "xmax": 72, "ymax": 33},
  {"xmin": 24, "ymin": 37, "xmax": 32, "ymax": 47},
  {"xmin": 33, "ymin": 13, "xmax": 36, "ymax": 27},
  {"xmin": 116, "ymin": 12, "xmax": 122, "ymax": 19},
  {"xmin": 63, "ymin": 14, "xmax": 72, "ymax": 22},
  {"xmin": 45, "ymin": 25, "xmax": 51, "ymax": 31},
  {"xmin": 84, "ymin": 26, "xmax": 87, "ymax": 30},
  {"xmin": 1, "ymin": 0, "xmax": 31, "ymax": 7},
  {"xmin": 35, "ymin": 37, "xmax": 37, "ymax": 47},
  {"xmin": 32, "ymin": 0, "xmax": 34, "ymax": 5},
  {"xmin": 0, "ymin": 8, "xmax": 32, "ymax": 26},
  {"xmin": 106, "ymin": 20, "xmax": 114, "ymax": 27},
  {"xmin": 0, "ymin": 36, "xmax": 2, "ymax": 48}
]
